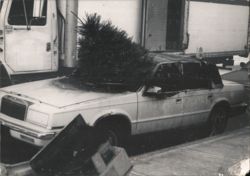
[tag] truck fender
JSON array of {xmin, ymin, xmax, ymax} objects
[
  {"xmin": 210, "ymin": 98, "xmax": 230, "ymax": 113},
  {"xmin": 0, "ymin": 61, "xmax": 12, "ymax": 87}
]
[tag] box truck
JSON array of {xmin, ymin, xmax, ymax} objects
[{"xmin": 0, "ymin": 0, "xmax": 249, "ymax": 86}]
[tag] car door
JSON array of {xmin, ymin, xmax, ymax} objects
[
  {"xmin": 180, "ymin": 62, "xmax": 213, "ymax": 127},
  {"xmin": 136, "ymin": 62, "xmax": 183, "ymax": 134},
  {"xmin": 4, "ymin": 0, "xmax": 58, "ymax": 73}
]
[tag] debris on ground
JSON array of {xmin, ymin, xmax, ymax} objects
[{"xmin": 0, "ymin": 115, "xmax": 132, "ymax": 176}]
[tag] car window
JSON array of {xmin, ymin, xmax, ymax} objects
[
  {"xmin": 8, "ymin": 0, "xmax": 47, "ymax": 26},
  {"xmin": 153, "ymin": 63, "xmax": 182, "ymax": 92},
  {"xmin": 182, "ymin": 62, "xmax": 211, "ymax": 90}
]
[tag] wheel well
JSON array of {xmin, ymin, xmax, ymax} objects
[
  {"xmin": 0, "ymin": 63, "xmax": 11, "ymax": 87},
  {"xmin": 212, "ymin": 101, "xmax": 230, "ymax": 113},
  {"xmin": 94, "ymin": 115, "xmax": 131, "ymax": 135}
]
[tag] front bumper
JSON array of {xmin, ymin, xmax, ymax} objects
[{"xmin": 0, "ymin": 114, "xmax": 58, "ymax": 147}]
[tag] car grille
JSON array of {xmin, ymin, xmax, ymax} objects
[{"xmin": 1, "ymin": 96, "xmax": 29, "ymax": 121}]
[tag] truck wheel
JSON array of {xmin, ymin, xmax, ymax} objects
[{"xmin": 207, "ymin": 106, "xmax": 228, "ymax": 136}]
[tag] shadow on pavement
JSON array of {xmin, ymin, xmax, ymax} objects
[{"xmin": 1, "ymin": 113, "xmax": 248, "ymax": 163}]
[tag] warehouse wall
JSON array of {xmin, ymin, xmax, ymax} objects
[
  {"xmin": 186, "ymin": 1, "xmax": 249, "ymax": 54},
  {"xmin": 77, "ymin": 0, "xmax": 142, "ymax": 43}
]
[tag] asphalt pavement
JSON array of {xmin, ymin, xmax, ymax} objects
[
  {"xmin": 130, "ymin": 121, "xmax": 250, "ymax": 176},
  {"xmin": 0, "ymin": 113, "xmax": 249, "ymax": 167}
]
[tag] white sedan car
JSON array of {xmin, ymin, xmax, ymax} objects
[{"xmin": 0, "ymin": 54, "xmax": 246, "ymax": 146}]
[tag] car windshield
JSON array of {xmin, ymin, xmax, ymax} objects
[{"xmin": 55, "ymin": 75, "xmax": 143, "ymax": 93}]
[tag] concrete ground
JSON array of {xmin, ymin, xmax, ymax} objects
[{"xmin": 130, "ymin": 126, "xmax": 250, "ymax": 176}]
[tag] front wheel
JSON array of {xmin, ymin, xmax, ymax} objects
[
  {"xmin": 104, "ymin": 128, "xmax": 120, "ymax": 146},
  {"xmin": 207, "ymin": 106, "xmax": 228, "ymax": 136},
  {"xmin": 97, "ymin": 124, "xmax": 127, "ymax": 147}
]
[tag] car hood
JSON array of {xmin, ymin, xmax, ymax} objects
[{"xmin": 1, "ymin": 78, "xmax": 129, "ymax": 108}]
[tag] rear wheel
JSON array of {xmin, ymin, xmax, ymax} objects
[{"xmin": 207, "ymin": 106, "xmax": 228, "ymax": 136}]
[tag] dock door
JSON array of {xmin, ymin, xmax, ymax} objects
[{"xmin": 144, "ymin": 0, "xmax": 186, "ymax": 51}]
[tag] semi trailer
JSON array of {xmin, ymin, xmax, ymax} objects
[{"xmin": 0, "ymin": 0, "xmax": 249, "ymax": 86}]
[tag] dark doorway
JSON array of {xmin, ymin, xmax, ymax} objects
[{"xmin": 166, "ymin": 0, "xmax": 185, "ymax": 51}]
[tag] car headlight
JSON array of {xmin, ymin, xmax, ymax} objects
[{"xmin": 26, "ymin": 110, "xmax": 49, "ymax": 127}]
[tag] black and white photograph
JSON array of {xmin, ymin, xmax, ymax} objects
[{"xmin": 0, "ymin": 0, "xmax": 249, "ymax": 175}]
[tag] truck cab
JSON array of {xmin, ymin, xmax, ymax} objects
[
  {"xmin": 0, "ymin": 0, "xmax": 249, "ymax": 87},
  {"xmin": 0, "ymin": 0, "xmax": 58, "ymax": 76}
]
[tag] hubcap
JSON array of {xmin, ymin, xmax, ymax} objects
[
  {"xmin": 210, "ymin": 109, "xmax": 227, "ymax": 136},
  {"xmin": 106, "ymin": 130, "xmax": 118, "ymax": 146}
]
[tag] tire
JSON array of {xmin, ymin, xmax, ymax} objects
[
  {"xmin": 104, "ymin": 128, "xmax": 120, "ymax": 146},
  {"xmin": 207, "ymin": 106, "xmax": 228, "ymax": 136},
  {"xmin": 97, "ymin": 122, "xmax": 127, "ymax": 147}
]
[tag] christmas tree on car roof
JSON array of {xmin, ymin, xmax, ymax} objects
[{"xmin": 75, "ymin": 13, "xmax": 153, "ymax": 91}]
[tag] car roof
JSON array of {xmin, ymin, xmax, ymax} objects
[{"xmin": 149, "ymin": 53, "xmax": 202, "ymax": 65}]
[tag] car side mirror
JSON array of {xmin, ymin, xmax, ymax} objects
[{"xmin": 143, "ymin": 86, "xmax": 163, "ymax": 97}]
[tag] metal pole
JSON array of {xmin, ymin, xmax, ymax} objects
[{"xmin": 64, "ymin": 0, "xmax": 78, "ymax": 68}]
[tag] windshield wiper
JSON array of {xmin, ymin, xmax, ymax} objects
[{"xmin": 22, "ymin": 0, "xmax": 30, "ymax": 30}]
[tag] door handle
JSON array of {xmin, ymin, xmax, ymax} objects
[
  {"xmin": 208, "ymin": 94, "xmax": 213, "ymax": 99},
  {"xmin": 176, "ymin": 98, "xmax": 182, "ymax": 103},
  {"xmin": 46, "ymin": 42, "xmax": 51, "ymax": 52},
  {"xmin": 5, "ymin": 25, "xmax": 13, "ymax": 33}
]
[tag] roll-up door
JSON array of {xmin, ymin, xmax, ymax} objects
[{"xmin": 144, "ymin": 0, "xmax": 168, "ymax": 51}]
